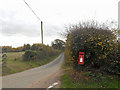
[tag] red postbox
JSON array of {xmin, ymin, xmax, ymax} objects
[{"xmin": 79, "ymin": 52, "xmax": 84, "ymax": 65}]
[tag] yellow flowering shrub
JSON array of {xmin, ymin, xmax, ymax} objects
[{"xmin": 65, "ymin": 21, "xmax": 120, "ymax": 75}]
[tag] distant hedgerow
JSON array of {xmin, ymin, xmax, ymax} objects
[{"xmin": 23, "ymin": 44, "xmax": 60, "ymax": 61}]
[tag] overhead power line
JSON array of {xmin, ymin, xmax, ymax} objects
[{"xmin": 23, "ymin": 0, "xmax": 41, "ymax": 22}]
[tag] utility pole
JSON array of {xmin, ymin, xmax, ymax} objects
[
  {"xmin": 23, "ymin": 0, "xmax": 43, "ymax": 44},
  {"xmin": 41, "ymin": 21, "xmax": 43, "ymax": 44}
]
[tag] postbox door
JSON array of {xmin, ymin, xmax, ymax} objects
[{"xmin": 79, "ymin": 55, "xmax": 84, "ymax": 64}]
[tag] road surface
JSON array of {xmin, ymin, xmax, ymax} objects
[{"xmin": 2, "ymin": 53, "xmax": 64, "ymax": 88}]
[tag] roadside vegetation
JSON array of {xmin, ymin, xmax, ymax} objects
[
  {"xmin": 2, "ymin": 41, "xmax": 65, "ymax": 76},
  {"xmin": 62, "ymin": 21, "xmax": 120, "ymax": 88},
  {"xmin": 61, "ymin": 65, "xmax": 119, "ymax": 88}
]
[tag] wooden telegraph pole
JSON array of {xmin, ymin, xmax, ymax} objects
[{"xmin": 41, "ymin": 21, "xmax": 43, "ymax": 44}]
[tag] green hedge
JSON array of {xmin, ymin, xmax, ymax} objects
[
  {"xmin": 23, "ymin": 46, "xmax": 60, "ymax": 61},
  {"xmin": 65, "ymin": 21, "xmax": 120, "ymax": 75}
]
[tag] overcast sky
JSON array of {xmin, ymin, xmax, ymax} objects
[{"xmin": 0, "ymin": 0, "xmax": 119, "ymax": 47}]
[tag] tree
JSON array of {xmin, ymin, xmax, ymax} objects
[
  {"xmin": 51, "ymin": 39, "xmax": 65, "ymax": 50},
  {"xmin": 24, "ymin": 44, "xmax": 31, "ymax": 51}
]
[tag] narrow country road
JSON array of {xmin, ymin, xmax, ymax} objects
[{"xmin": 2, "ymin": 53, "xmax": 64, "ymax": 88}]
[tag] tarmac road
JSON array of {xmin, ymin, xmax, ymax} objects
[{"xmin": 2, "ymin": 53, "xmax": 64, "ymax": 88}]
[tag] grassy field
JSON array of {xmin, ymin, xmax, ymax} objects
[
  {"xmin": 61, "ymin": 65, "xmax": 120, "ymax": 88},
  {"xmin": 2, "ymin": 52, "xmax": 60, "ymax": 76}
]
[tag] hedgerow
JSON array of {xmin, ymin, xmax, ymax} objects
[
  {"xmin": 23, "ymin": 44, "xmax": 60, "ymax": 61},
  {"xmin": 65, "ymin": 21, "xmax": 120, "ymax": 75}
]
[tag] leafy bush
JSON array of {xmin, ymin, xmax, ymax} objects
[
  {"xmin": 65, "ymin": 21, "xmax": 120, "ymax": 75},
  {"xmin": 23, "ymin": 50, "xmax": 37, "ymax": 61}
]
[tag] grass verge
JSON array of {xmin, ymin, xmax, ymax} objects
[
  {"xmin": 2, "ymin": 52, "xmax": 60, "ymax": 76},
  {"xmin": 61, "ymin": 64, "xmax": 120, "ymax": 88}
]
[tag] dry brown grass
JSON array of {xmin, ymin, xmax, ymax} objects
[{"xmin": 69, "ymin": 69, "xmax": 92, "ymax": 83}]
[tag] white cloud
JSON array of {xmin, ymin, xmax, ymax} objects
[{"xmin": 0, "ymin": 0, "xmax": 119, "ymax": 47}]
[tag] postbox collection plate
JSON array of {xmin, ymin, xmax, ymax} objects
[{"xmin": 79, "ymin": 52, "xmax": 84, "ymax": 65}]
